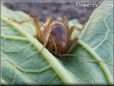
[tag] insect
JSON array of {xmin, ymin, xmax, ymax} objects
[{"xmin": 33, "ymin": 16, "xmax": 82, "ymax": 56}]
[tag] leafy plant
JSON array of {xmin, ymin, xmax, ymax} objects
[{"xmin": 1, "ymin": 0, "xmax": 113, "ymax": 85}]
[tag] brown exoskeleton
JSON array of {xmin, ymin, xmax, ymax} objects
[{"xmin": 33, "ymin": 16, "xmax": 81, "ymax": 56}]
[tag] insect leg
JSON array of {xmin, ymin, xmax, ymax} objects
[
  {"xmin": 8, "ymin": 17, "xmax": 43, "ymax": 42},
  {"xmin": 38, "ymin": 33, "xmax": 57, "ymax": 54},
  {"xmin": 63, "ymin": 16, "xmax": 69, "ymax": 25},
  {"xmin": 41, "ymin": 16, "xmax": 53, "ymax": 43},
  {"xmin": 66, "ymin": 37, "xmax": 79, "ymax": 54},
  {"xmin": 38, "ymin": 21, "xmax": 58, "ymax": 53},
  {"xmin": 47, "ymin": 37, "xmax": 58, "ymax": 54}
]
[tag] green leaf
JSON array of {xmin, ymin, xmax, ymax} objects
[
  {"xmin": 1, "ymin": 0, "xmax": 113, "ymax": 85},
  {"xmin": 1, "ymin": 4, "xmax": 36, "ymax": 36},
  {"xmin": 62, "ymin": 0, "xmax": 113, "ymax": 84},
  {"xmin": 69, "ymin": 19, "xmax": 83, "ymax": 40},
  {"xmin": 1, "ymin": 5, "xmax": 78, "ymax": 85}
]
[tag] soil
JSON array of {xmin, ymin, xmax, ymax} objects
[{"xmin": 3, "ymin": 0, "xmax": 103, "ymax": 24}]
